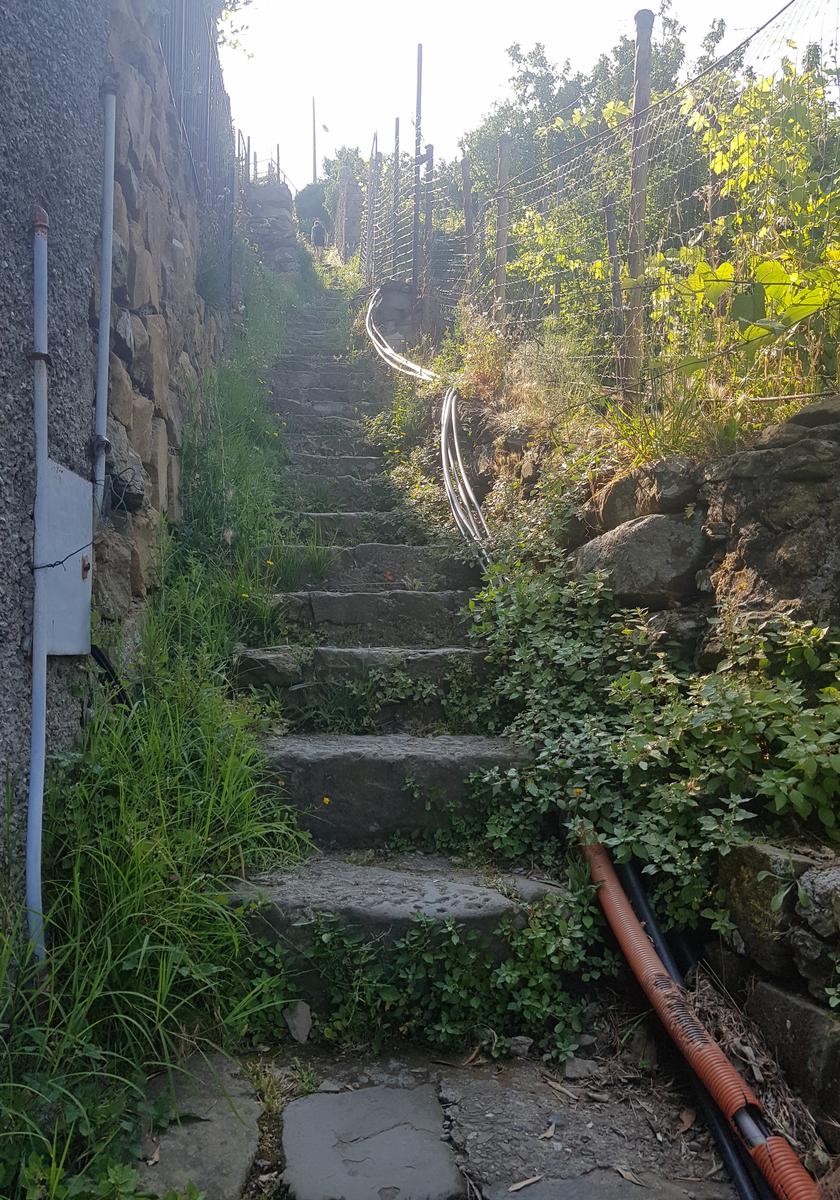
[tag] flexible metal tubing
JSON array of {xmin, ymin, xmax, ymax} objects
[
  {"xmin": 617, "ymin": 862, "xmax": 776, "ymax": 1200},
  {"xmin": 583, "ymin": 840, "xmax": 821, "ymax": 1200},
  {"xmin": 365, "ymin": 290, "xmax": 491, "ymax": 564}
]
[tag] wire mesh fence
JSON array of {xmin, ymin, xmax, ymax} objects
[
  {"xmin": 158, "ymin": 0, "xmax": 236, "ymax": 300},
  {"xmin": 359, "ymin": 0, "xmax": 840, "ymax": 418}
]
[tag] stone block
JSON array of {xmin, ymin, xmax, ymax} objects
[
  {"xmin": 117, "ymin": 65, "xmax": 152, "ymax": 170},
  {"xmin": 115, "ymin": 160, "xmax": 140, "ymax": 222},
  {"xmin": 746, "ymin": 980, "xmax": 840, "ymax": 1148},
  {"xmin": 113, "ymin": 179, "xmax": 130, "ymax": 248},
  {"xmin": 93, "ymin": 525, "xmax": 133, "ymax": 620},
  {"xmin": 798, "ymin": 865, "xmax": 840, "ymax": 938},
  {"xmin": 112, "ymin": 308, "xmax": 134, "ymax": 362},
  {"xmin": 636, "ymin": 456, "xmax": 699, "ymax": 516},
  {"xmin": 130, "ymin": 511, "xmax": 159, "ymax": 599},
  {"xmin": 148, "ymin": 417, "xmax": 169, "ymax": 513},
  {"xmin": 719, "ymin": 842, "xmax": 817, "ymax": 977},
  {"xmin": 106, "ymin": 417, "xmax": 146, "ymax": 514},
  {"xmin": 130, "ymin": 392, "xmax": 154, "ymax": 464},
  {"xmin": 596, "ymin": 473, "xmax": 638, "ymax": 531},
  {"xmin": 133, "ymin": 316, "xmax": 169, "ymax": 413},
  {"xmin": 788, "ymin": 395, "xmax": 840, "ymax": 427},
  {"xmin": 127, "ymin": 223, "xmax": 159, "ymax": 311},
  {"xmin": 109, "ymin": 353, "xmax": 134, "ymax": 427}
]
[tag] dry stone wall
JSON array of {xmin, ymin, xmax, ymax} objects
[{"xmin": 95, "ymin": 0, "xmax": 226, "ymax": 623}]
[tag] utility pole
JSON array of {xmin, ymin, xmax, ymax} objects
[
  {"xmin": 625, "ymin": 8, "xmax": 655, "ymax": 406},
  {"xmin": 494, "ymin": 132, "xmax": 510, "ymax": 324},
  {"xmin": 312, "ymin": 96, "xmax": 317, "ymax": 184},
  {"xmin": 412, "ymin": 43, "xmax": 423, "ymax": 293}
]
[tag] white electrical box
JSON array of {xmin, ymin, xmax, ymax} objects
[{"xmin": 41, "ymin": 459, "xmax": 93, "ymax": 655}]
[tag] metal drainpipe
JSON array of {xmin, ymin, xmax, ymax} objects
[
  {"xmin": 25, "ymin": 207, "xmax": 50, "ymax": 961},
  {"xmin": 93, "ymin": 78, "xmax": 117, "ymax": 520}
]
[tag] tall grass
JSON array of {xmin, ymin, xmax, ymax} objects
[{"xmin": 0, "ymin": 243, "xmax": 322, "ymax": 1198}]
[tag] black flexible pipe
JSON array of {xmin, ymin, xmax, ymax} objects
[
  {"xmin": 90, "ymin": 644, "xmax": 131, "ymax": 708},
  {"xmin": 617, "ymin": 862, "xmax": 775, "ymax": 1200}
]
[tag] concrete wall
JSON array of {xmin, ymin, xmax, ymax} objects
[{"xmin": 0, "ymin": 0, "xmax": 108, "ymax": 890}]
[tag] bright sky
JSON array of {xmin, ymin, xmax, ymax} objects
[{"xmin": 220, "ymin": 0, "xmax": 804, "ymax": 191}]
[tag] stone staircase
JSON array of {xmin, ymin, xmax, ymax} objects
[{"xmin": 236, "ymin": 290, "xmax": 537, "ymax": 1198}]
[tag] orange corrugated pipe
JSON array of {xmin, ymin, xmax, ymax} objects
[{"xmin": 581, "ymin": 838, "xmax": 822, "ymax": 1200}]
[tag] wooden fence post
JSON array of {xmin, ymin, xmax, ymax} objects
[
  {"xmin": 461, "ymin": 154, "xmax": 475, "ymax": 277},
  {"xmin": 625, "ymin": 8, "xmax": 655, "ymax": 405},
  {"xmin": 363, "ymin": 135, "xmax": 377, "ymax": 283},
  {"xmin": 245, "ymin": 135, "xmax": 251, "ymax": 184},
  {"xmin": 412, "ymin": 43, "xmax": 423, "ymax": 294},
  {"xmin": 494, "ymin": 132, "xmax": 511, "ymax": 323}
]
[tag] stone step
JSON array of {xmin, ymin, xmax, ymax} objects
[
  {"xmin": 279, "ymin": 589, "xmax": 473, "ymax": 646},
  {"xmin": 285, "ymin": 431, "xmax": 374, "ymax": 458},
  {"xmin": 278, "ymin": 411, "xmax": 365, "ymax": 439},
  {"xmin": 278, "ymin": 543, "xmax": 481, "ymax": 591},
  {"xmin": 292, "ymin": 473, "xmax": 397, "ymax": 512},
  {"xmin": 296, "ymin": 511, "xmax": 427, "ymax": 544},
  {"xmin": 288, "ymin": 453, "xmax": 383, "ymax": 479},
  {"xmin": 275, "ymin": 395, "xmax": 381, "ymax": 421},
  {"xmin": 261, "ymin": 734, "xmax": 529, "ymax": 846},
  {"xmin": 238, "ymin": 853, "xmax": 557, "ymax": 955},
  {"xmin": 236, "ymin": 645, "xmax": 486, "ymax": 723}
]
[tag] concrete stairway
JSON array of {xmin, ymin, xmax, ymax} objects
[{"xmin": 238, "ymin": 290, "xmax": 531, "ymax": 1200}]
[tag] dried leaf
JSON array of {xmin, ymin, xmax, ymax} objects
[
  {"xmin": 145, "ymin": 1143, "xmax": 160, "ymax": 1167},
  {"xmin": 614, "ymin": 1165, "xmax": 646, "ymax": 1186},
  {"xmin": 461, "ymin": 1045, "xmax": 483, "ymax": 1067},
  {"xmin": 539, "ymin": 1122, "xmax": 556, "ymax": 1140},
  {"xmin": 677, "ymin": 1107, "xmax": 696, "ymax": 1135},
  {"xmin": 586, "ymin": 1089, "xmax": 610, "ymax": 1103},
  {"xmin": 509, "ymin": 1175, "xmax": 543, "ymax": 1192}
]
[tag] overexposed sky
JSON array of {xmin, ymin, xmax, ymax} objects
[{"xmin": 219, "ymin": 0, "xmax": 826, "ymax": 191}]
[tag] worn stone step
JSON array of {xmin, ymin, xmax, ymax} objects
[
  {"xmin": 289, "ymin": 453, "xmax": 383, "ymax": 479},
  {"xmin": 285, "ymin": 431, "xmax": 374, "ymax": 458},
  {"xmin": 275, "ymin": 395, "xmax": 381, "ymax": 421},
  {"xmin": 261, "ymin": 734, "xmax": 529, "ymax": 846},
  {"xmin": 279, "ymin": 411, "xmax": 364, "ymax": 439},
  {"xmin": 236, "ymin": 645, "xmax": 487, "ymax": 726},
  {"xmin": 279, "ymin": 589, "xmax": 473, "ymax": 646},
  {"xmin": 280, "ymin": 1084, "xmax": 465, "ymax": 1200},
  {"xmin": 292, "ymin": 473, "xmax": 397, "ymax": 512},
  {"xmin": 238, "ymin": 853, "xmax": 557, "ymax": 957},
  {"xmin": 278, "ymin": 543, "xmax": 481, "ymax": 591},
  {"xmin": 296, "ymin": 511, "xmax": 427, "ymax": 544}
]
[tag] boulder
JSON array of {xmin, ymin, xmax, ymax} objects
[
  {"xmin": 595, "ymin": 473, "xmax": 637, "ymax": 531},
  {"xmin": 574, "ymin": 512, "xmax": 708, "ymax": 608}
]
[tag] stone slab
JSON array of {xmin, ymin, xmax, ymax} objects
[
  {"xmin": 297, "ymin": 511, "xmax": 427, "ymax": 545},
  {"xmin": 137, "ymin": 1053, "xmax": 261, "ymax": 1200},
  {"xmin": 281, "ymin": 1084, "xmax": 465, "ymax": 1200},
  {"xmin": 276, "ymin": 543, "xmax": 481, "ymax": 592},
  {"xmin": 263, "ymin": 733, "xmax": 529, "ymax": 847},
  {"xmin": 280, "ymin": 589, "xmax": 473, "ymax": 647},
  {"xmin": 237, "ymin": 643, "xmax": 486, "ymax": 691},
  {"xmin": 239, "ymin": 853, "xmax": 561, "ymax": 952}
]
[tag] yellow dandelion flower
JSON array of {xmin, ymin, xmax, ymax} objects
[{"xmin": 322, "ymin": 796, "xmax": 331, "ymax": 806}]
